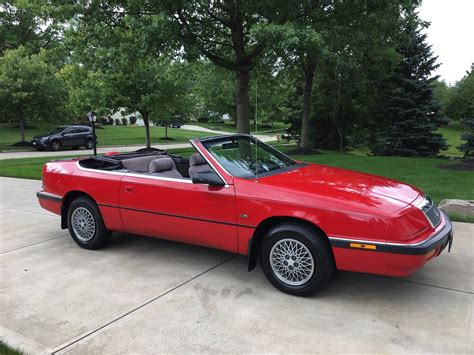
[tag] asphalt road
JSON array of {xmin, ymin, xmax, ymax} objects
[{"xmin": 0, "ymin": 177, "xmax": 472, "ymax": 354}]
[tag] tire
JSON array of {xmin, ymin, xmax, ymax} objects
[
  {"xmin": 67, "ymin": 196, "xmax": 112, "ymax": 250},
  {"xmin": 85, "ymin": 138, "xmax": 94, "ymax": 149},
  {"xmin": 260, "ymin": 223, "xmax": 334, "ymax": 296},
  {"xmin": 50, "ymin": 140, "xmax": 62, "ymax": 151}
]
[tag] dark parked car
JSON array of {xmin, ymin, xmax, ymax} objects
[{"xmin": 31, "ymin": 125, "xmax": 97, "ymax": 151}]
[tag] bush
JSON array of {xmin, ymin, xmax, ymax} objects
[
  {"xmin": 115, "ymin": 118, "xmax": 121, "ymax": 125},
  {"xmin": 100, "ymin": 117, "xmax": 108, "ymax": 125},
  {"xmin": 108, "ymin": 118, "xmax": 114, "ymax": 125},
  {"xmin": 129, "ymin": 116, "xmax": 137, "ymax": 125},
  {"xmin": 121, "ymin": 118, "xmax": 128, "ymax": 126},
  {"xmin": 197, "ymin": 116, "xmax": 209, "ymax": 123}
]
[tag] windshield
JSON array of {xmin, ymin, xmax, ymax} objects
[
  {"xmin": 47, "ymin": 127, "xmax": 65, "ymax": 135},
  {"xmin": 202, "ymin": 136, "xmax": 298, "ymax": 178}
]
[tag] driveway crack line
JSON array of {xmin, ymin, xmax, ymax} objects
[
  {"xmin": 51, "ymin": 255, "xmax": 236, "ymax": 354},
  {"xmin": 384, "ymin": 276, "xmax": 473, "ymax": 295},
  {"xmin": 0, "ymin": 234, "xmax": 68, "ymax": 255}
]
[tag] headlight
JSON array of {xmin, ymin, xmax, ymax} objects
[
  {"xmin": 40, "ymin": 137, "xmax": 49, "ymax": 142},
  {"xmin": 415, "ymin": 195, "xmax": 442, "ymax": 228}
]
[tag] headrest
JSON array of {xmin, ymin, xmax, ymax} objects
[
  {"xmin": 150, "ymin": 158, "xmax": 175, "ymax": 173},
  {"xmin": 189, "ymin": 153, "xmax": 207, "ymax": 166}
]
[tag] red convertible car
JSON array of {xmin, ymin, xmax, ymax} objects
[{"xmin": 37, "ymin": 134, "xmax": 453, "ymax": 296}]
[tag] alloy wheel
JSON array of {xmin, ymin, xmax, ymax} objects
[{"xmin": 270, "ymin": 238, "xmax": 315, "ymax": 286}]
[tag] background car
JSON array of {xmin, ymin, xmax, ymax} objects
[{"xmin": 31, "ymin": 125, "xmax": 97, "ymax": 151}]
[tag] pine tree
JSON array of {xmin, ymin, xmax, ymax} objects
[
  {"xmin": 458, "ymin": 117, "xmax": 474, "ymax": 161},
  {"xmin": 372, "ymin": 13, "xmax": 448, "ymax": 157}
]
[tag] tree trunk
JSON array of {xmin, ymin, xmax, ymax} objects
[
  {"xmin": 236, "ymin": 70, "xmax": 250, "ymax": 134},
  {"xmin": 300, "ymin": 63, "xmax": 316, "ymax": 150},
  {"xmin": 141, "ymin": 111, "xmax": 151, "ymax": 149},
  {"xmin": 335, "ymin": 124, "xmax": 344, "ymax": 152},
  {"xmin": 165, "ymin": 125, "xmax": 168, "ymax": 138},
  {"xmin": 19, "ymin": 110, "xmax": 25, "ymax": 142}
]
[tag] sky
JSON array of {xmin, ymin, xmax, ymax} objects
[{"xmin": 419, "ymin": 0, "xmax": 474, "ymax": 85}]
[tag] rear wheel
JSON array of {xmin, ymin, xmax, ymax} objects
[
  {"xmin": 85, "ymin": 138, "xmax": 94, "ymax": 149},
  {"xmin": 67, "ymin": 196, "xmax": 111, "ymax": 249},
  {"xmin": 260, "ymin": 223, "xmax": 334, "ymax": 296},
  {"xmin": 50, "ymin": 140, "xmax": 62, "ymax": 151}
]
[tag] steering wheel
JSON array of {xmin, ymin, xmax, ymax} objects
[{"xmin": 249, "ymin": 159, "xmax": 272, "ymax": 174}]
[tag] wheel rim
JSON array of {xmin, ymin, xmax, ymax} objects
[
  {"xmin": 86, "ymin": 139, "xmax": 93, "ymax": 148},
  {"xmin": 71, "ymin": 207, "xmax": 96, "ymax": 242},
  {"xmin": 52, "ymin": 141, "xmax": 60, "ymax": 150},
  {"xmin": 270, "ymin": 238, "xmax": 315, "ymax": 286}
]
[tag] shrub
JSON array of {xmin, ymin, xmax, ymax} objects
[
  {"xmin": 115, "ymin": 118, "xmax": 121, "ymax": 125},
  {"xmin": 197, "ymin": 116, "xmax": 209, "ymax": 123},
  {"xmin": 108, "ymin": 118, "xmax": 114, "ymax": 125},
  {"xmin": 100, "ymin": 117, "xmax": 108, "ymax": 125},
  {"xmin": 129, "ymin": 116, "xmax": 137, "ymax": 125},
  {"xmin": 121, "ymin": 118, "xmax": 128, "ymax": 126}
]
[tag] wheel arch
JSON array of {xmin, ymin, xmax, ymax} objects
[
  {"xmin": 61, "ymin": 190, "xmax": 96, "ymax": 229},
  {"xmin": 247, "ymin": 216, "xmax": 334, "ymax": 271}
]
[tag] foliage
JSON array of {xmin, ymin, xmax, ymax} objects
[
  {"xmin": 445, "ymin": 64, "xmax": 474, "ymax": 121},
  {"xmin": 458, "ymin": 117, "xmax": 474, "ymax": 160},
  {"xmin": 0, "ymin": 47, "xmax": 68, "ymax": 142},
  {"xmin": 372, "ymin": 11, "xmax": 448, "ymax": 157}
]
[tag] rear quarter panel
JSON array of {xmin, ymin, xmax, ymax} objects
[{"xmin": 43, "ymin": 159, "xmax": 124, "ymax": 231}]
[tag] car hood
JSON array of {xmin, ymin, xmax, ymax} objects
[{"xmin": 256, "ymin": 163, "xmax": 421, "ymax": 214}]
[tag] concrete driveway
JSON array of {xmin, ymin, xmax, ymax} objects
[{"xmin": 0, "ymin": 177, "xmax": 472, "ymax": 354}]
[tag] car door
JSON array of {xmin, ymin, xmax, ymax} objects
[
  {"xmin": 75, "ymin": 127, "xmax": 90, "ymax": 146},
  {"xmin": 61, "ymin": 127, "xmax": 77, "ymax": 147},
  {"xmin": 119, "ymin": 174, "xmax": 239, "ymax": 253}
]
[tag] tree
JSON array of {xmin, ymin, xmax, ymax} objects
[
  {"xmin": 169, "ymin": 0, "xmax": 312, "ymax": 134},
  {"xmin": 445, "ymin": 64, "xmax": 474, "ymax": 121},
  {"xmin": 372, "ymin": 11, "xmax": 447, "ymax": 157},
  {"xmin": 458, "ymin": 117, "xmax": 474, "ymax": 161},
  {"xmin": 0, "ymin": 47, "xmax": 67, "ymax": 142}
]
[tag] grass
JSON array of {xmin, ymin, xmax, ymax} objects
[
  {"xmin": 0, "ymin": 123, "xmax": 211, "ymax": 151},
  {"xmin": 0, "ymin": 341, "xmax": 23, "ymax": 355},
  {"xmin": 438, "ymin": 125, "xmax": 465, "ymax": 157}
]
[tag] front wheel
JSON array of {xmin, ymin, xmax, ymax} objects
[
  {"xmin": 260, "ymin": 223, "xmax": 334, "ymax": 296},
  {"xmin": 50, "ymin": 140, "xmax": 62, "ymax": 151},
  {"xmin": 85, "ymin": 138, "xmax": 94, "ymax": 149},
  {"xmin": 67, "ymin": 196, "xmax": 112, "ymax": 249}
]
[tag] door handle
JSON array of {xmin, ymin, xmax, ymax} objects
[{"xmin": 124, "ymin": 186, "xmax": 134, "ymax": 193}]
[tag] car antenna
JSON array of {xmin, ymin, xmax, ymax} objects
[{"xmin": 254, "ymin": 76, "xmax": 258, "ymax": 180}]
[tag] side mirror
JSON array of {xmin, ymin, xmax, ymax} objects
[{"xmin": 191, "ymin": 170, "xmax": 225, "ymax": 187}]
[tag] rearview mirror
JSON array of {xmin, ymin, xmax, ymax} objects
[{"xmin": 191, "ymin": 171, "xmax": 225, "ymax": 186}]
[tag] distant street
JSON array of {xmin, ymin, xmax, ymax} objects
[{"xmin": 0, "ymin": 127, "xmax": 277, "ymax": 160}]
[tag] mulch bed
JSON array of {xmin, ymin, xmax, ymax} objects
[
  {"xmin": 11, "ymin": 141, "xmax": 33, "ymax": 147},
  {"xmin": 437, "ymin": 161, "xmax": 474, "ymax": 171}
]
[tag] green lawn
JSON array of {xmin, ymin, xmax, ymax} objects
[
  {"xmin": 438, "ymin": 124, "xmax": 465, "ymax": 157},
  {"xmin": 1, "ymin": 145, "xmax": 472, "ymax": 222},
  {"xmin": 0, "ymin": 123, "xmax": 211, "ymax": 151},
  {"xmin": 0, "ymin": 341, "xmax": 23, "ymax": 355}
]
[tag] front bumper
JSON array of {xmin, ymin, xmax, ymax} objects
[
  {"xmin": 329, "ymin": 212, "xmax": 453, "ymax": 277},
  {"xmin": 31, "ymin": 140, "xmax": 49, "ymax": 149}
]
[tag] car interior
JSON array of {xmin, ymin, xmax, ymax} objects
[{"xmin": 78, "ymin": 151, "xmax": 214, "ymax": 181}]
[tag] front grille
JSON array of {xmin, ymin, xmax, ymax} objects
[{"xmin": 419, "ymin": 196, "xmax": 442, "ymax": 228}]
